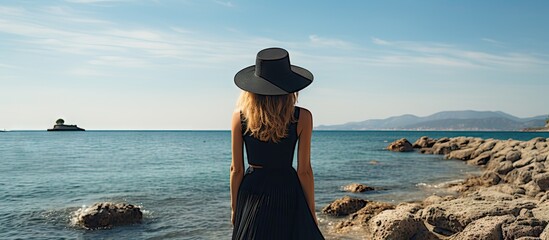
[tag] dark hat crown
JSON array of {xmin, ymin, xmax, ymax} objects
[{"xmin": 254, "ymin": 48, "xmax": 292, "ymax": 81}]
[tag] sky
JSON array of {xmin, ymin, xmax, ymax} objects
[{"xmin": 1, "ymin": 0, "xmax": 548, "ymax": 130}]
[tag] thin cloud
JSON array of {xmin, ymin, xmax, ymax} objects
[
  {"xmin": 309, "ymin": 35, "xmax": 353, "ymax": 49},
  {"xmin": 65, "ymin": 0, "xmax": 130, "ymax": 3},
  {"xmin": 370, "ymin": 37, "xmax": 549, "ymax": 69},
  {"xmin": 481, "ymin": 38, "xmax": 503, "ymax": 45},
  {"xmin": 214, "ymin": 1, "xmax": 234, "ymax": 7}
]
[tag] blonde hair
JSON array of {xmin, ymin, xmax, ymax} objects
[{"xmin": 237, "ymin": 91, "xmax": 298, "ymax": 142}]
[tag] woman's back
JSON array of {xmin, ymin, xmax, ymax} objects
[{"xmin": 242, "ymin": 107, "xmax": 300, "ymax": 168}]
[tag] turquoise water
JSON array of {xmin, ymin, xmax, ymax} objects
[{"xmin": 1, "ymin": 131, "xmax": 548, "ymax": 239}]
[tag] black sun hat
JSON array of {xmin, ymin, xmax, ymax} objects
[{"xmin": 234, "ymin": 47, "xmax": 313, "ymax": 95}]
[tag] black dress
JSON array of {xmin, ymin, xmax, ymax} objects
[{"xmin": 232, "ymin": 107, "xmax": 324, "ymax": 240}]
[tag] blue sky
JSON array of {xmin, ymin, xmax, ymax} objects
[{"xmin": 1, "ymin": 0, "xmax": 548, "ymax": 130}]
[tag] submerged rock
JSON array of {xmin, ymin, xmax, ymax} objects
[
  {"xmin": 73, "ymin": 202, "xmax": 143, "ymax": 229},
  {"xmin": 342, "ymin": 183, "xmax": 375, "ymax": 193}
]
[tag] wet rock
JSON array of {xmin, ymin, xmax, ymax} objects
[
  {"xmin": 342, "ymin": 183, "xmax": 375, "ymax": 193},
  {"xmin": 387, "ymin": 138, "xmax": 414, "ymax": 152},
  {"xmin": 322, "ymin": 196, "xmax": 368, "ymax": 216},
  {"xmin": 449, "ymin": 215, "xmax": 515, "ymax": 240},
  {"xmin": 73, "ymin": 202, "xmax": 143, "ymax": 229}
]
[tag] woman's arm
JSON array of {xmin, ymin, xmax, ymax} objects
[
  {"xmin": 296, "ymin": 108, "xmax": 318, "ymax": 224},
  {"xmin": 230, "ymin": 110, "xmax": 245, "ymax": 225}
]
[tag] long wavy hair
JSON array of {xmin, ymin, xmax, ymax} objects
[{"xmin": 237, "ymin": 91, "xmax": 298, "ymax": 142}]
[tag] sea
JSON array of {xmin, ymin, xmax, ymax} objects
[{"xmin": 1, "ymin": 130, "xmax": 549, "ymax": 240}]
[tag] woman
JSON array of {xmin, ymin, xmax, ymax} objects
[{"xmin": 230, "ymin": 48, "xmax": 324, "ymax": 239}]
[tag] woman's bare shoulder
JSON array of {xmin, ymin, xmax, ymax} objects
[{"xmin": 297, "ymin": 107, "xmax": 312, "ymax": 120}]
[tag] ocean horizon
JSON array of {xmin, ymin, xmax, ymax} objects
[{"xmin": 2, "ymin": 130, "xmax": 549, "ymax": 239}]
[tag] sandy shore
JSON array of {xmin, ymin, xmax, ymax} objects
[{"xmin": 322, "ymin": 136, "xmax": 549, "ymax": 239}]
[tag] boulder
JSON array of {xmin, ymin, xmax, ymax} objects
[
  {"xmin": 449, "ymin": 215, "xmax": 515, "ymax": 240},
  {"xmin": 336, "ymin": 201, "xmax": 395, "ymax": 230},
  {"xmin": 501, "ymin": 209, "xmax": 547, "ymax": 240},
  {"xmin": 514, "ymin": 157, "xmax": 535, "ymax": 169},
  {"xmin": 322, "ymin": 196, "xmax": 368, "ymax": 216},
  {"xmin": 369, "ymin": 204, "xmax": 437, "ymax": 240},
  {"xmin": 432, "ymin": 142, "xmax": 460, "ymax": 155},
  {"xmin": 505, "ymin": 169, "xmax": 533, "ymax": 185},
  {"xmin": 413, "ymin": 136, "xmax": 436, "ymax": 148},
  {"xmin": 468, "ymin": 151, "xmax": 493, "ymax": 166},
  {"xmin": 387, "ymin": 138, "xmax": 414, "ymax": 152},
  {"xmin": 471, "ymin": 140, "xmax": 497, "ymax": 158},
  {"xmin": 342, "ymin": 183, "xmax": 375, "ymax": 193},
  {"xmin": 73, "ymin": 202, "xmax": 143, "ymax": 229},
  {"xmin": 446, "ymin": 148, "xmax": 476, "ymax": 161},
  {"xmin": 534, "ymin": 173, "xmax": 549, "ymax": 191},
  {"xmin": 421, "ymin": 191, "xmax": 537, "ymax": 235},
  {"xmin": 495, "ymin": 161, "xmax": 514, "ymax": 175},
  {"xmin": 506, "ymin": 150, "xmax": 522, "ymax": 162}
]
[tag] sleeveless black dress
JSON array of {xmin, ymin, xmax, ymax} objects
[{"xmin": 232, "ymin": 107, "xmax": 324, "ymax": 240}]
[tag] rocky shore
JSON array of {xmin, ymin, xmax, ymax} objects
[{"xmin": 323, "ymin": 136, "xmax": 549, "ymax": 239}]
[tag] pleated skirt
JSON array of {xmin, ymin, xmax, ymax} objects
[{"xmin": 232, "ymin": 167, "xmax": 325, "ymax": 240}]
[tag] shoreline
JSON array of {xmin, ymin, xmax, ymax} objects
[{"xmin": 322, "ymin": 136, "xmax": 549, "ymax": 239}]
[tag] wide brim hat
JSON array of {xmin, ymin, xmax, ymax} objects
[{"xmin": 234, "ymin": 47, "xmax": 313, "ymax": 95}]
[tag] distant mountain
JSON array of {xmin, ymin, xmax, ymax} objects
[{"xmin": 315, "ymin": 110, "xmax": 548, "ymax": 131}]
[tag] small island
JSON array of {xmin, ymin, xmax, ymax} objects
[{"xmin": 47, "ymin": 118, "xmax": 85, "ymax": 131}]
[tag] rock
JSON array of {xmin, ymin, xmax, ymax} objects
[
  {"xmin": 540, "ymin": 225, "xmax": 549, "ymax": 240},
  {"xmin": 437, "ymin": 137, "xmax": 450, "ymax": 143},
  {"xmin": 506, "ymin": 150, "xmax": 522, "ymax": 162},
  {"xmin": 534, "ymin": 173, "xmax": 549, "ymax": 191},
  {"xmin": 420, "ymin": 148, "xmax": 434, "ymax": 154},
  {"xmin": 532, "ymin": 203, "xmax": 549, "ymax": 222},
  {"xmin": 369, "ymin": 204, "xmax": 437, "ymax": 240},
  {"xmin": 73, "ymin": 202, "xmax": 143, "ymax": 229},
  {"xmin": 447, "ymin": 148, "xmax": 476, "ymax": 161},
  {"xmin": 421, "ymin": 191, "xmax": 537, "ymax": 235},
  {"xmin": 468, "ymin": 151, "xmax": 492, "ymax": 166},
  {"xmin": 387, "ymin": 138, "xmax": 414, "ymax": 152},
  {"xmin": 495, "ymin": 161, "xmax": 514, "ymax": 175},
  {"xmin": 449, "ymin": 215, "xmax": 515, "ymax": 240},
  {"xmin": 413, "ymin": 136, "xmax": 436, "ymax": 148},
  {"xmin": 342, "ymin": 183, "xmax": 375, "ymax": 193},
  {"xmin": 501, "ymin": 212, "xmax": 547, "ymax": 240},
  {"xmin": 322, "ymin": 196, "xmax": 368, "ymax": 216},
  {"xmin": 432, "ymin": 142, "xmax": 459, "ymax": 155},
  {"xmin": 336, "ymin": 201, "xmax": 395, "ymax": 230},
  {"xmin": 506, "ymin": 169, "xmax": 533, "ymax": 185},
  {"xmin": 514, "ymin": 157, "xmax": 535, "ymax": 169},
  {"xmin": 471, "ymin": 140, "xmax": 498, "ymax": 158},
  {"xmin": 489, "ymin": 183, "xmax": 526, "ymax": 196},
  {"xmin": 524, "ymin": 181, "xmax": 542, "ymax": 197}
]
